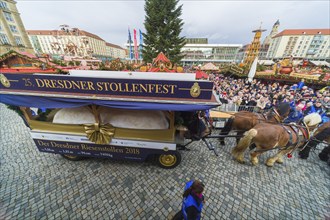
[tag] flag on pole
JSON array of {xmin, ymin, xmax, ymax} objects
[
  {"xmin": 139, "ymin": 29, "xmax": 143, "ymax": 60},
  {"xmin": 128, "ymin": 28, "xmax": 133, "ymax": 60},
  {"xmin": 133, "ymin": 29, "xmax": 138, "ymax": 60}
]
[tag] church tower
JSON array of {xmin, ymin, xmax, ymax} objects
[{"xmin": 263, "ymin": 20, "xmax": 280, "ymax": 46}]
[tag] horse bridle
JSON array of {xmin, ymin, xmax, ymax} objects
[{"xmin": 271, "ymin": 108, "xmax": 282, "ymax": 123}]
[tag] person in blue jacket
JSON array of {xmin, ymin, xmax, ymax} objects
[
  {"xmin": 297, "ymin": 79, "xmax": 305, "ymax": 90},
  {"xmin": 307, "ymin": 100, "xmax": 325, "ymax": 114},
  {"xmin": 320, "ymin": 111, "xmax": 330, "ymax": 125},
  {"xmin": 284, "ymin": 103, "xmax": 304, "ymax": 123},
  {"xmin": 172, "ymin": 180, "xmax": 205, "ymax": 220}
]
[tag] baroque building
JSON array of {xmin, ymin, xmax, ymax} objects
[
  {"xmin": 0, "ymin": 0, "xmax": 34, "ymax": 54},
  {"xmin": 27, "ymin": 26, "xmax": 126, "ymax": 61}
]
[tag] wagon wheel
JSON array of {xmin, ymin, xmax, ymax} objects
[
  {"xmin": 156, "ymin": 151, "xmax": 181, "ymax": 169},
  {"xmin": 61, "ymin": 154, "xmax": 85, "ymax": 161}
]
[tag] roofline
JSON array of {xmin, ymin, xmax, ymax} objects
[
  {"xmin": 274, "ymin": 29, "xmax": 330, "ymax": 38},
  {"xmin": 184, "ymin": 44, "xmax": 243, "ymax": 47}
]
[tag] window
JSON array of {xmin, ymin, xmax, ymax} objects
[
  {"xmin": 0, "ymin": 33, "xmax": 10, "ymax": 44},
  {"xmin": 3, "ymin": 11, "xmax": 14, "ymax": 22},
  {"xmin": 9, "ymin": 25, "xmax": 18, "ymax": 33},
  {"xmin": 15, "ymin": 36, "xmax": 24, "ymax": 46},
  {"xmin": 0, "ymin": 1, "xmax": 8, "ymax": 9}
]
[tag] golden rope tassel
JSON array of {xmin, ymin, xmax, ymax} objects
[
  {"xmin": 84, "ymin": 105, "xmax": 115, "ymax": 144},
  {"xmin": 84, "ymin": 123, "xmax": 115, "ymax": 144}
]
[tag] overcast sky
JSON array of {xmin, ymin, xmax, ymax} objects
[{"xmin": 17, "ymin": 0, "xmax": 329, "ymax": 47}]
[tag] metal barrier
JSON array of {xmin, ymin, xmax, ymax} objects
[
  {"xmin": 237, "ymin": 105, "xmax": 261, "ymax": 113},
  {"xmin": 211, "ymin": 104, "xmax": 261, "ymax": 129},
  {"xmin": 214, "ymin": 104, "xmax": 260, "ymax": 113}
]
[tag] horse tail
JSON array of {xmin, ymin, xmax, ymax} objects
[{"xmin": 232, "ymin": 129, "xmax": 257, "ymax": 158}]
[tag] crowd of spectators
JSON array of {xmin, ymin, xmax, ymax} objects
[{"xmin": 209, "ymin": 73, "xmax": 330, "ymax": 123}]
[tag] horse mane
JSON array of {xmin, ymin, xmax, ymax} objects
[
  {"xmin": 265, "ymin": 109, "xmax": 275, "ymax": 121},
  {"xmin": 276, "ymin": 102, "xmax": 291, "ymax": 117}
]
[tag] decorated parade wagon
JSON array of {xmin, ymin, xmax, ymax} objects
[{"xmin": 0, "ymin": 70, "xmax": 219, "ymax": 169}]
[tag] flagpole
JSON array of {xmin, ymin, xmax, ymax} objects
[{"xmin": 139, "ymin": 29, "xmax": 143, "ymax": 61}]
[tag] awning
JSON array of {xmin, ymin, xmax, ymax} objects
[
  {"xmin": 310, "ymin": 60, "xmax": 330, "ymax": 67},
  {"xmin": 195, "ymin": 70, "xmax": 209, "ymax": 79},
  {"xmin": 201, "ymin": 62, "xmax": 219, "ymax": 71}
]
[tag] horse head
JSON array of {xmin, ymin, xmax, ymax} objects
[
  {"xmin": 267, "ymin": 102, "xmax": 291, "ymax": 122},
  {"xmin": 275, "ymin": 102, "xmax": 291, "ymax": 121}
]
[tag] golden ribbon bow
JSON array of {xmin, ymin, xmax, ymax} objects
[
  {"xmin": 84, "ymin": 123, "xmax": 115, "ymax": 145},
  {"xmin": 83, "ymin": 105, "xmax": 116, "ymax": 144}
]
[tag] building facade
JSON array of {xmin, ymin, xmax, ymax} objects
[
  {"xmin": 185, "ymin": 38, "xmax": 208, "ymax": 44},
  {"xmin": 0, "ymin": 0, "xmax": 34, "ymax": 54},
  {"xmin": 105, "ymin": 42, "xmax": 126, "ymax": 60},
  {"xmin": 27, "ymin": 27, "xmax": 126, "ymax": 60},
  {"xmin": 181, "ymin": 43, "xmax": 242, "ymax": 65},
  {"xmin": 266, "ymin": 29, "xmax": 330, "ymax": 61}
]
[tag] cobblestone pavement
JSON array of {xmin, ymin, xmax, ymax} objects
[{"xmin": 1, "ymin": 103, "xmax": 329, "ymax": 220}]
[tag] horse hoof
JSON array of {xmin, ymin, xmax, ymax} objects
[
  {"xmin": 251, "ymin": 160, "xmax": 259, "ymax": 166},
  {"xmin": 237, "ymin": 159, "xmax": 245, "ymax": 164},
  {"xmin": 276, "ymin": 158, "xmax": 284, "ymax": 164},
  {"xmin": 266, "ymin": 162, "xmax": 274, "ymax": 167}
]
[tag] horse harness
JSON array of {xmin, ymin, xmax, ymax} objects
[
  {"xmin": 254, "ymin": 112, "xmax": 267, "ymax": 123},
  {"xmin": 281, "ymin": 123, "xmax": 310, "ymax": 151},
  {"xmin": 251, "ymin": 123, "xmax": 309, "ymax": 153}
]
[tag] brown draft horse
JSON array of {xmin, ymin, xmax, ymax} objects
[
  {"xmin": 231, "ymin": 113, "xmax": 322, "ymax": 167},
  {"xmin": 298, "ymin": 121, "xmax": 330, "ymax": 161},
  {"xmin": 219, "ymin": 102, "xmax": 291, "ymax": 145}
]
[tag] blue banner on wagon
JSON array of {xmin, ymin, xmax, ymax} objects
[{"xmin": 0, "ymin": 73, "xmax": 213, "ymax": 100}]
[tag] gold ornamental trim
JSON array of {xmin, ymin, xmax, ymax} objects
[
  {"xmin": 190, "ymin": 82, "xmax": 201, "ymax": 98},
  {"xmin": 84, "ymin": 123, "xmax": 115, "ymax": 144},
  {"xmin": 0, "ymin": 74, "xmax": 10, "ymax": 88}
]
